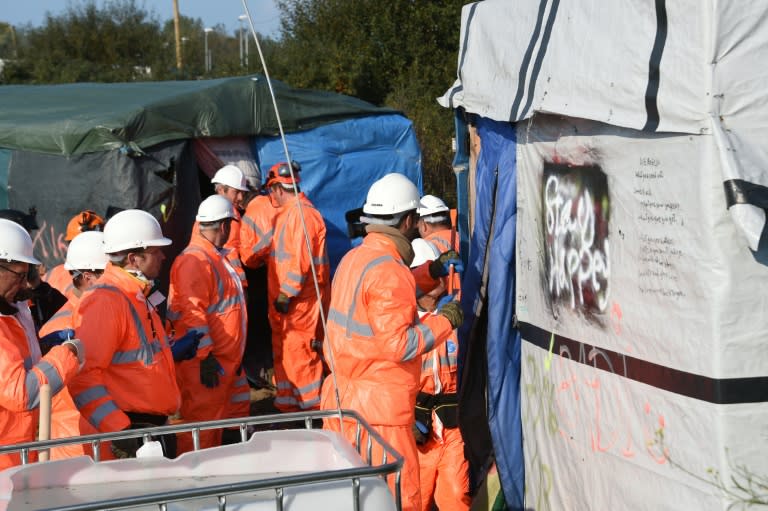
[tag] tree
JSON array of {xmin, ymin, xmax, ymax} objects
[{"xmin": 272, "ymin": 0, "xmax": 465, "ymax": 202}]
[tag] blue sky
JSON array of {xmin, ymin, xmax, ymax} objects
[{"xmin": 1, "ymin": 0, "xmax": 282, "ymax": 38}]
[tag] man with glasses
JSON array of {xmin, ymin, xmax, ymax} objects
[{"xmin": 0, "ymin": 218, "xmax": 83, "ymax": 469}]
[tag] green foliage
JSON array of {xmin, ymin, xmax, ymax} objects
[{"xmin": 273, "ymin": 0, "xmax": 464, "ymax": 203}]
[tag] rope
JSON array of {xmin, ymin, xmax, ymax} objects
[{"xmin": 240, "ymin": 0, "xmax": 344, "ymax": 430}]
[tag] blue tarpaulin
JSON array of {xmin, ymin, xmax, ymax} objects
[
  {"xmin": 458, "ymin": 117, "xmax": 524, "ymax": 508},
  {"xmin": 254, "ymin": 114, "xmax": 423, "ymax": 272}
]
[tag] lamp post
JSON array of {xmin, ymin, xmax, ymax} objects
[
  {"xmin": 238, "ymin": 14, "xmax": 249, "ymax": 68},
  {"xmin": 204, "ymin": 27, "xmax": 213, "ymax": 72}
]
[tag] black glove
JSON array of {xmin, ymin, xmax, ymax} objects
[
  {"xmin": 274, "ymin": 293, "xmax": 291, "ymax": 314},
  {"xmin": 437, "ymin": 301, "xmax": 463, "ymax": 329},
  {"xmin": 200, "ymin": 352, "xmax": 224, "ymax": 388},
  {"xmin": 429, "ymin": 250, "xmax": 464, "ymax": 279},
  {"xmin": 170, "ymin": 330, "xmax": 203, "ymax": 362},
  {"xmin": 110, "ymin": 422, "xmax": 156, "ymax": 459},
  {"xmin": 413, "ymin": 421, "xmax": 429, "ymax": 445}
]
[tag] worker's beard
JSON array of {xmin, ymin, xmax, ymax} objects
[{"xmin": 403, "ymin": 225, "xmax": 419, "ymax": 241}]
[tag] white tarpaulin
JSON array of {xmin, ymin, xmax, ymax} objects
[
  {"xmin": 515, "ymin": 114, "xmax": 768, "ymax": 510},
  {"xmin": 439, "ymin": 0, "xmax": 768, "ymax": 250}
]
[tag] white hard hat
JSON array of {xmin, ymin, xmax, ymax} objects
[
  {"xmin": 0, "ymin": 219, "xmax": 40, "ymax": 265},
  {"xmin": 410, "ymin": 238, "xmax": 439, "ymax": 268},
  {"xmin": 418, "ymin": 195, "xmax": 450, "ymax": 218},
  {"xmin": 211, "ymin": 164, "xmax": 249, "ymax": 192},
  {"xmin": 103, "ymin": 210, "xmax": 172, "ymax": 254},
  {"xmin": 362, "ymin": 173, "xmax": 420, "ymax": 221},
  {"xmin": 196, "ymin": 195, "xmax": 235, "ymax": 223},
  {"xmin": 65, "ymin": 231, "xmax": 108, "ymax": 271}
]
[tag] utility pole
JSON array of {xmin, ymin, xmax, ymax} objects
[{"xmin": 172, "ymin": 0, "xmax": 183, "ymax": 72}]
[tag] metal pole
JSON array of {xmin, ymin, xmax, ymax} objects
[
  {"xmin": 204, "ymin": 31, "xmax": 209, "ymax": 72},
  {"xmin": 238, "ymin": 19, "xmax": 244, "ymax": 67}
]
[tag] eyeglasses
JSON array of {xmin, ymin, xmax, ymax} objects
[{"xmin": 0, "ymin": 263, "xmax": 28, "ymax": 280}]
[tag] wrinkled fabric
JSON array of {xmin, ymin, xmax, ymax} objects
[
  {"xmin": 168, "ymin": 231, "xmax": 247, "ymax": 453},
  {"xmin": 70, "ymin": 264, "xmax": 180, "ymax": 433},
  {"xmin": 0, "ymin": 308, "xmax": 79, "ymax": 469},
  {"xmin": 321, "ymin": 232, "xmax": 454, "ymax": 511},
  {"xmin": 268, "ymin": 193, "xmax": 329, "ymax": 412},
  {"xmin": 240, "ymin": 195, "xmax": 280, "ymax": 269},
  {"xmin": 39, "ymin": 296, "xmax": 110, "ymax": 461},
  {"xmin": 44, "ymin": 264, "xmax": 76, "ymax": 301}
]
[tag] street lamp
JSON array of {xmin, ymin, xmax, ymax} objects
[
  {"xmin": 204, "ymin": 27, "xmax": 213, "ymax": 72},
  {"xmin": 238, "ymin": 14, "xmax": 249, "ymax": 68}
]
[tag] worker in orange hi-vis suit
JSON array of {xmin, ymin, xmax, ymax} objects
[
  {"xmin": 70, "ymin": 210, "xmax": 181, "ymax": 459},
  {"xmin": 211, "ymin": 164, "xmax": 250, "ymax": 289},
  {"xmin": 0, "ymin": 219, "xmax": 84, "ymax": 470},
  {"xmin": 238, "ymin": 193, "xmax": 281, "ymax": 386},
  {"xmin": 38, "ymin": 231, "xmax": 114, "ymax": 461},
  {"xmin": 409, "ymin": 240, "xmax": 470, "ymax": 511},
  {"xmin": 264, "ymin": 162, "xmax": 329, "ymax": 412},
  {"xmin": 44, "ymin": 210, "xmax": 106, "ymax": 301},
  {"xmin": 417, "ymin": 195, "xmax": 461, "ymax": 295},
  {"xmin": 320, "ymin": 173, "xmax": 464, "ymax": 511},
  {"xmin": 167, "ymin": 195, "xmax": 247, "ymax": 454}
]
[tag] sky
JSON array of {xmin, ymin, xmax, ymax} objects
[{"xmin": 1, "ymin": 0, "xmax": 282, "ymax": 38}]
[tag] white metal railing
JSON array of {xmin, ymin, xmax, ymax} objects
[{"xmin": 0, "ymin": 409, "xmax": 403, "ymax": 511}]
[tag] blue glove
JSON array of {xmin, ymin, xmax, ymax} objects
[
  {"xmin": 170, "ymin": 330, "xmax": 203, "ymax": 362},
  {"xmin": 435, "ymin": 293, "xmax": 458, "ymax": 311},
  {"xmin": 39, "ymin": 329, "xmax": 75, "ymax": 348},
  {"xmin": 429, "ymin": 250, "xmax": 464, "ymax": 278}
]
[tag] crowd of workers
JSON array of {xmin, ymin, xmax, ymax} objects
[{"xmin": 0, "ymin": 163, "xmax": 469, "ymax": 511}]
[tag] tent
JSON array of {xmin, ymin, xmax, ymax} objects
[
  {"xmin": 0, "ymin": 75, "xmax": 423, "ymax": 274},
  {"xmin": 440, "ymin": 1, "xmax": 768, "ymax": 509}
]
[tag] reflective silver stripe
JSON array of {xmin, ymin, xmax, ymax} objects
[
  {"xmin": 430, "ymin": 236, "xmax": 452, "ymax": 252},
  {"xmin": 73, "ymin": 385, "xmax": 109, "ymax": 409},
  {"xmin": 231, "ymin": 392, "xmax": 250, "ymax": 403},
  {"xmin": 166, "ymin": 309, "xmax": 181, "ymax": 321},
  {"xmin": 286, "ymin": 271, "xmax": 305, "ymax": 285},
  {"xmin": 299, "ymin": 396, "xmax": 320, "ymax": 409},
  {"xmin": 276, "ymin": 381, "xmax": 293, "ymax": 391},
  {"xmin": 327, "ymin": 308, "xmax": 373, "ymax": 337},
  {"xmin": 89, "ymin": 400, "xmax": 120, "ymax": 430},
  {"xmin": 184, "ymin": 247, "xmax": 225, "ymax": 302},
  {"xmin": 23, "ymin": 357, "xmax": 32, "ymax": 371},
  {"xmin": 312, "ymin": 254, "xmax": 329, "ymax": 266},
  {"xmin": 275, "ymin": 395, "xmax": 298, "ymax": 406},
  {"xmin": 36, "ymin": 360, "xmax": 64, "ymax": 396},
  {"xmin": 198, "ymin": 334, "xmax": 214, "ymax": 349},
  {"xmin": 252, "ymin": 230, "xmax": 273, "ymax": 253},
  {"xmin": 49, "ymin": 308, "xmax": 73, "ymax": 322},
  {"xmin": 234, "ymin": 376, "xmax": 247, "ymax": 386},
  {"xmin": 229, "ymin": 258, "xmax": 243, "ymax": 268},
  {"xmin": 206, "ymin": 295, "xmax": 241, "ymax": 315},
  {"xmin": 421, "ymin": 355, "xmax": 454, "ymax": 371},
  {"xmin": 24, "ymin": 372, "xmax": 40, "ymax": 409},
  {"xmin": 416, "ymin": 322, "xmax": 436, "ymax": 354},
  {"xmin": 402, "ymin": 327, "xmax": 421, "ymax": 362},
  {"xmin": 294, "ymin": 379, "xmax": 322, "ymax": 397},
  {"xmin": 345, "ymin": 256, "xmax": 396, "ymax": 338},
  {"xmin": 280, "ymin": 282, "xmax": 301, "ymax": 297},
  {"xmin": 92, "ymin": 285, "xmax": 160, "ymax": 366}
]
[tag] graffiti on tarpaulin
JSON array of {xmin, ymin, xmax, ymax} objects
[
  {"xmin": 542, "ymin": 163, "xmax": 610, "ymax": 315},
  {"xmin": 31, "ymin": 220, "xmax": 67, "ymax": 264},
  {"xmin": 553, "ymin": 344, "xmax": 667, "ymax": 465}
]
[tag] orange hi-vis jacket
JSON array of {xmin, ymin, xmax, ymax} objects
[
  {"xmin": 44, "ymin": 264, "xmax": 76, "ymax": 301},
  {"xmin": 70, "ymin": 264, "xmax": 180, "ymax": 433},
  {"xmin": 419, "ymin": 331, "xmax": 459, "ymax": 397},
  {"xmin": 168, "ymin": 231, "xmax": 247, "ymax": 452},
  {"xmin": 38, "ymin": 296, "xmax": 109, "ymax": 461},
  {"xmin": 168, "ymin": 231, "xmax": 247, "ymax": 367},
  {"xmin": 268, "ymin": 193, "xmax": 329, "ymax": 411},
  {"xmin": 321, "ymin": 231, "xmax": 454, "ymax": 426},
  {"xmin": 424, "ymin": 229, "xmax": 461, "ymax": 295},
  {"xmin": 321, "ymin": 231, "xmax": 454, "ymax": 511},
  {"xmin": 268, "ymin": 193, "xmax": 329, "ymax": 307},
  {"xmin": 0, "ymin": 305, "xmax": 80, "ymax": 470},
  {"xmin": 240, "ymin": 195, "xmax": 280, "ymax": 269}
]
